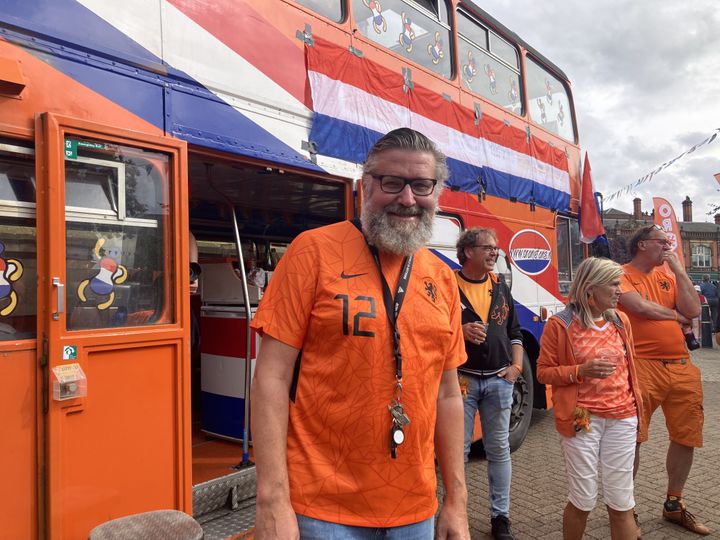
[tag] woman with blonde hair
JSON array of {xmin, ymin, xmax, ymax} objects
[{"xmin": 538, "ymin": 257, "xmax": 643, "ymax": 539}]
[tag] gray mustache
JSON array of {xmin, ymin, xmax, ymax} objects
[{"xmin": 386, "ymin": 205, "xmax": 424, "ymax": 216}]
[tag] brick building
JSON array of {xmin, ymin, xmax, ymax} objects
[{"xmin": 603, "ymin": 197, "xmax": 720, "ymax": 282}]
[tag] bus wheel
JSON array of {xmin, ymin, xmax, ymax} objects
[{"xmin": 508, "ymin": 351, "xmax": 533, "ymax": 453}]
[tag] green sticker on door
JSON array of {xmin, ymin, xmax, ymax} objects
[
  {"xmin": 62, "ymin": 345, "xmax": 78, "ymax": 360},
  {"xmin": 64, "ymin": 139, "xmax": 107, "ymax": 160}
]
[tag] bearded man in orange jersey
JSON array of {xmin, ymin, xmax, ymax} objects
[{"xmin": 251, "ymin": 128, "xmax": 469, "ymax": 540}]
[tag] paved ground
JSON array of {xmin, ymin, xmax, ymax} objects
[{"xmin": 463, "ymin": 346, "xmax": 720, "ymax": 539}]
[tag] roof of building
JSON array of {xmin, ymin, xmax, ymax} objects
[
  {"xmin": 604, "ymin": 207, "xmax": 632, "ymax": 218},
  {"xmin": 678, "ymin": 222, "xmax": 720, "ymax": 233}
]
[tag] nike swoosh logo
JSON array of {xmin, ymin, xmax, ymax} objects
[{"xmin": 340, "ymin": 271, "xmax": 368, "ymax": 279}]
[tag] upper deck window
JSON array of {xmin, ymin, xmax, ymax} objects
[
  {"xmin": 296, "ymin": 0, "xmax": 344, "ymax": 22},
  {"xmin": 457, "ymin": 9, "xmax": 521, "ymax": 114},
  {"xmin": 352, "ymin": 0, "xmax": 453, "ymax": 79},
  {"xmin": 526, "ymin": 56, "xmax": 576, "ymax": 142}
]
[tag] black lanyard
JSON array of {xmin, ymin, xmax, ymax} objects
[
  {"xmin": 353, "ymin": 220, "xmax": 415, "ymax": 458},
  {"xmin": 366, "ymin": 243, "xmax": 414, "ymax": 381}
]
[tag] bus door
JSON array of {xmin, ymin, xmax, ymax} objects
[
  {"xmin": 0, "ymin": 141, "xmax": 39, "ymax": 540},
  {"xmin": 36, "ymin": 113, "xmax": 190, "ymax": 539}
]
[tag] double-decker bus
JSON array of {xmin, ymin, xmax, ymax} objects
[{"xmin": 0, "ymin": 1, "xmax": 584, "ymax": 537}]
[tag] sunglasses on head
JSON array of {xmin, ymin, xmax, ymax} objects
[{"xmin": 640, "ymin": 224, "xmax": 664, "ymax": 237}]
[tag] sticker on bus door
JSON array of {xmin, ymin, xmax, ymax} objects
[{"xmin": 62, "ymin": 345, "xmax": 78, "ymax": 360}]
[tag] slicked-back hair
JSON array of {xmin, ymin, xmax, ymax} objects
[
  {"xmin": 456, "ymin": 227, "xmax": 497, "ymax": 266},
  {"xmin": 362, "ymin": 128, "xmax": 449, "ymax": 191},
  {"xmin": 628, "ymin": 224, "xmax": 664, "ymax": 258},
  {"xmin": 568, "ymin": 257, "xmax": 623, "ymax": 328}
]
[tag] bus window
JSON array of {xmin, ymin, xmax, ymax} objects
[
  {"xmin": 353, "ymin": 0, "xmax": 453, "ymax": 79},
  {"xmin": 295, "ymin": 0, "xmax": 344, "ymax": 22},
  {"xmin": 525, "ymin": 56, "xmax": 576, "ymax": 142},
  {"xmin": 64, "ymin": 143, "xmax": 173, "ymax": 330},
  {"xmin": 65, "ymin": 160, "xmax": 120, "ymax": 216},
  {"xmin": 569, "ymin": 218, "xmax": 584, "ymax": 277},
  {"xmin": 0, "ymin": 148, "xmax": 37, "ymax": 340},
  {"xmin": 556, "ymin": 215, "xmax": 583, "ymax": 296},
  {"xmin": 489, "ymin": 33, "xmax": 519, "ymax": 71},
  {"xmin": 457, "ymin": 9, "xmax": 521, "ymax": 114}
]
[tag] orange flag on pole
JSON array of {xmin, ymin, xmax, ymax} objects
[
  {"xmin": 579, "ymin": 153, "xmax": 605, "ymax": 243},
  {"xmin": 653, "ymin": 197, "xmax": 685, "ymax": 266}
]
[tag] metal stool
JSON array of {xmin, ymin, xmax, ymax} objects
[{"xmin": 89, "ymin": 509, "xmax": 203, "ymax": 540}]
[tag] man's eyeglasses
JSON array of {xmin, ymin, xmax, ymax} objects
[
  {"xmin": 473, "ymin": 245, "xmax": 499, "ymax": 253},
  {"xmin": 370, "ymin": 174, "xmax": 437, "ymax": 196},
  {"xmin": 643, "ymin": 238, "xmax": 671, "ymax": 247},
  {"xmin": 639, "ymin": 224, "xmax": 670, "ymax": 246}
]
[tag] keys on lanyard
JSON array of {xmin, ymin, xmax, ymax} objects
[{"xmin": 389, "ymin": 381, "xmax": 410, "ymax": 458}]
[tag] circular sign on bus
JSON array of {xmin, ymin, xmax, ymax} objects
[{"xmin": 509, "ymin": 229, "xmax": 552, "ymax": 276}]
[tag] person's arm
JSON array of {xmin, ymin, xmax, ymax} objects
[
  {"xmin": 434, "ymin": 368, "xmax": 470, "ymax": 540},
  {"xmin": 664, "ymin": 252, "xmax": 701, "ymax": 319},
  {"xmin": 250, "ymin": 335, "xmax": 301, "ymax": 540},
  {"xmin": 499, "ymin": 289, "xmax": 524, "ymax": 382},
  {"xmin": 618, "ymin": 291, "xmax": 690, "ymax": 323},
  {"xmin": 536, "ymin": 319, "xmax": 580, "ymax": 386},
  {"xmin": 498, "ymin": 343, "xmax": 524, "ymax": 383},
  {"xmin": 537, "ymin": 318, "xmax": 615, "ymax": 384}
]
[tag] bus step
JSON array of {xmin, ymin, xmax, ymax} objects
[
  {"xmin": 192, "ymin": 465, "xmax": 256, "ymax": 519},
  {"xmin": 197, "ymin": 502, "xmax": 255, "ymax": 540}
]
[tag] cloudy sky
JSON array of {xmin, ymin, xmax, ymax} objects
[{"xmin": 478, "ymin": 0, "xmax": 720, "ymax": 221}]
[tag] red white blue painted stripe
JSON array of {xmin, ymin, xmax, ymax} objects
[{"xmin": 307, "ymin": 38, "xmax": 571, "ymax": 212}]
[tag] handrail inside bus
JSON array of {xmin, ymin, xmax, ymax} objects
[{"xmin": 206, "ymin": 162, "xmax": 254, "ymax": 466}]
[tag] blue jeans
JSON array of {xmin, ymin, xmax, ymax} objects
[
  {"xmin": 296, "ymin": 514, "xmax": 435, "ymax": 539},
  {"xmin": 462, "ymin": 373, "xmax": 513, "ymax": 518}
]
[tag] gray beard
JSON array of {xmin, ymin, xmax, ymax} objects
[{"xmin": 360, "ymin": 201, "xmax": 435, "ymax": 256}]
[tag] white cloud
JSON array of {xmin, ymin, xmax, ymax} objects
[{"xmin": 474, "ymin": 0, "xmax": 720, "ymax": 220}]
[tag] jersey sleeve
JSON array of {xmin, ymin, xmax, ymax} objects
[
  {"xmin": 619, "ymin": 268, "xmax": 635, "ymax": 295},
  {"xmin": 250, "ymin": 232, "xmax": 319, "ymax": 349}
]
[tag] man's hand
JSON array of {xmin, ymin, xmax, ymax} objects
[
  {"xmin": 462, "ymin": 321, "xmax": 487, "ymax": 344},
  {"xmin": 436, "ymin": 498, "xmax": 470, "ymax": 540},
  {"xmin": 498, "ymin": 364, "xmax": 522, "ymax": 384},
  {"xmin": 254, "ymin": 498, "xmax": 299, "ymax": 540},
  {"xmin": 662, "ymin": 250, "xmax": 684, "ymax": 274}
]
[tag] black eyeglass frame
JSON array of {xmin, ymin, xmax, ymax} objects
[
  {"xmin": 369, "ymin": 174, "xmax": 437, "ymax": 196},
  {"xmin": 642, "ymin": 238, "xmax": 671, "ymax": 246},
  {"xmin": 472, "ymin": 244, "xmax": 500, "ymax": 252}
]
